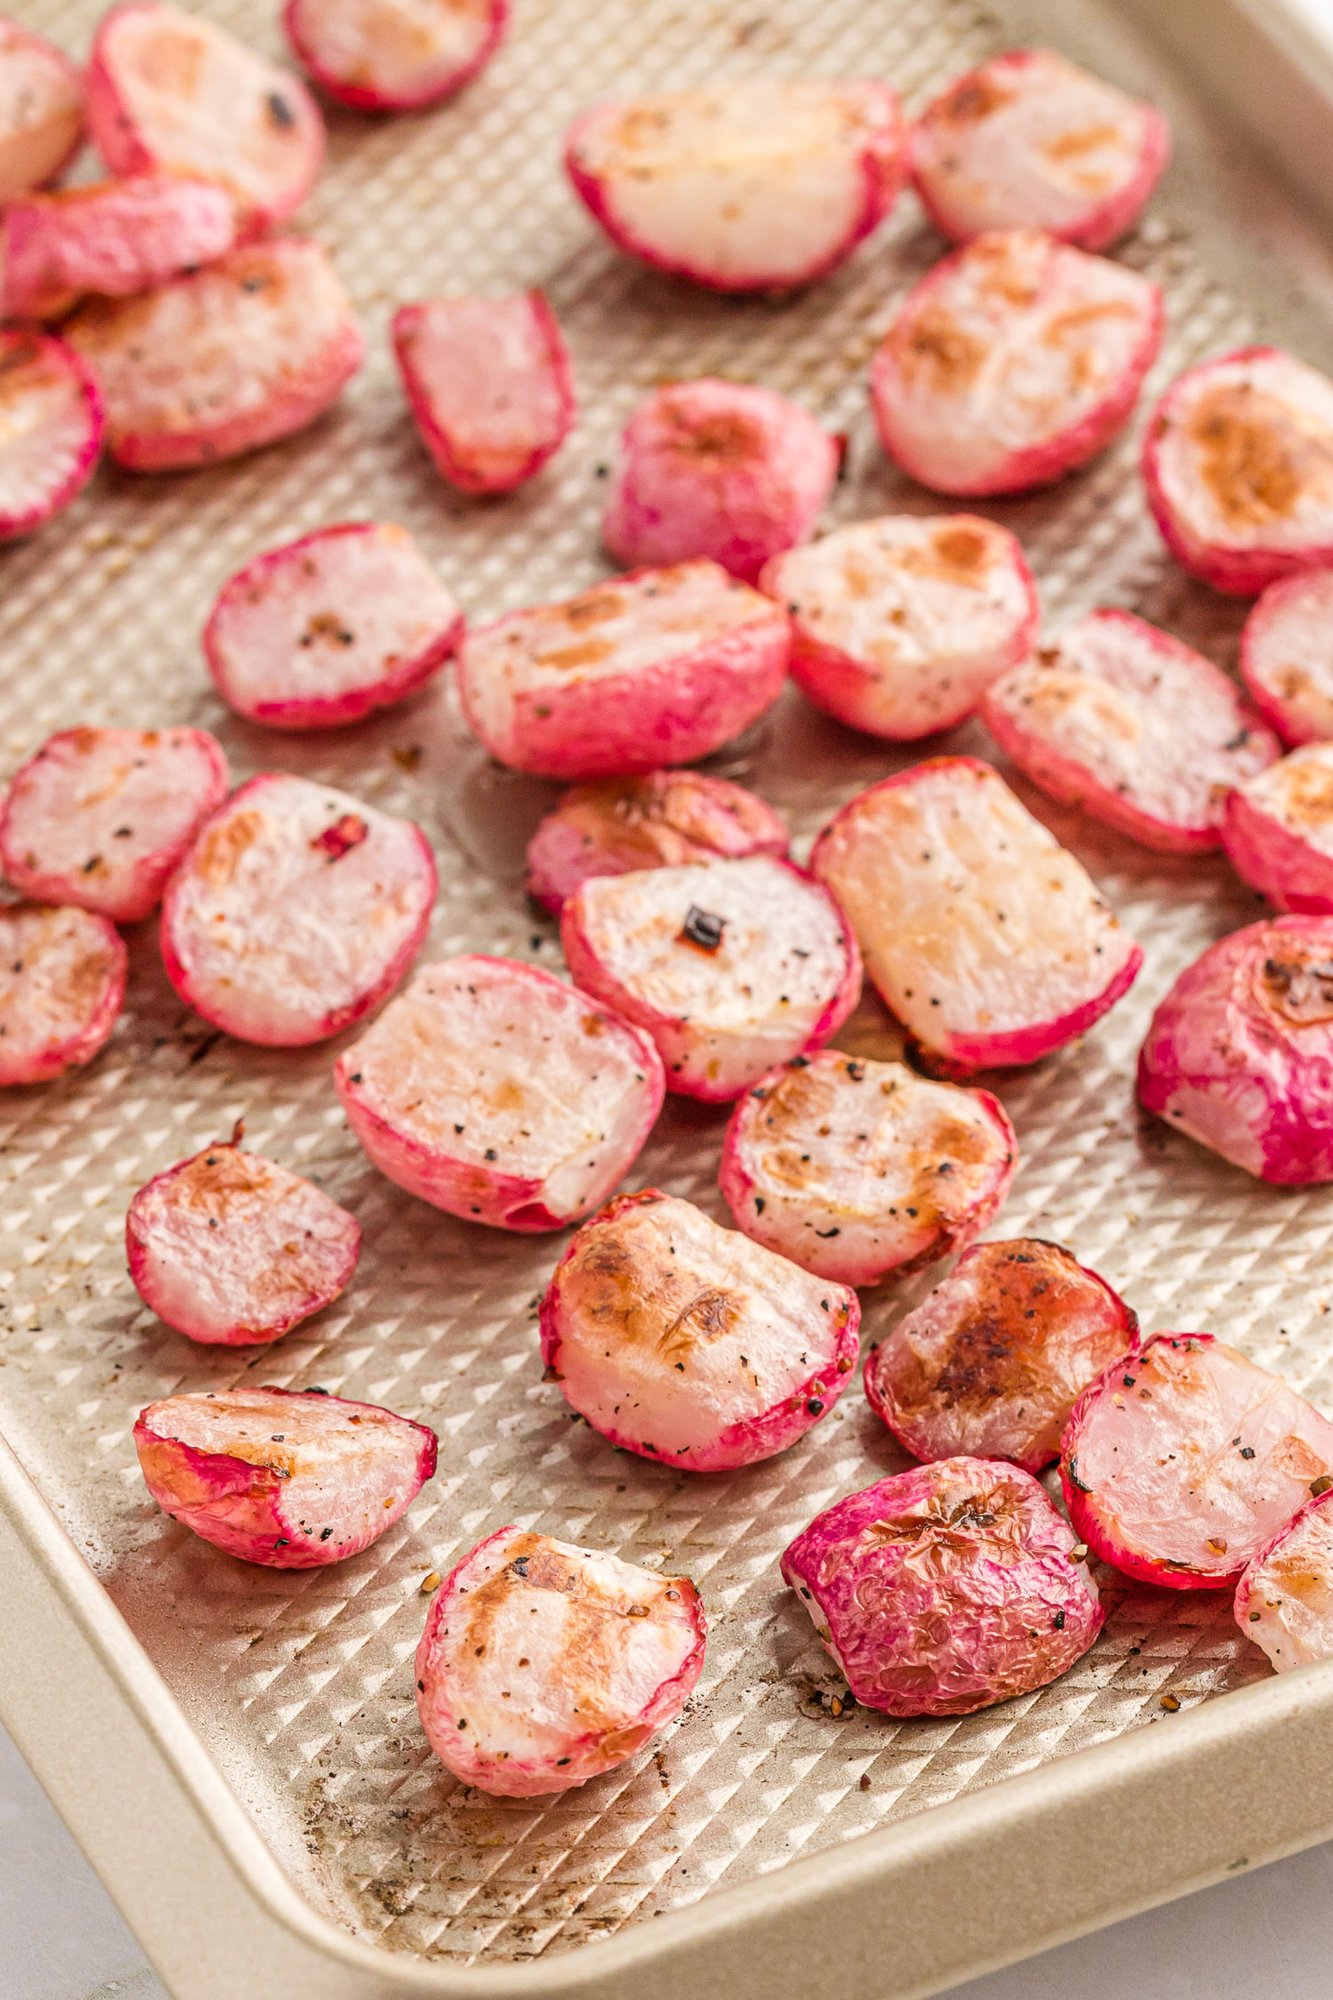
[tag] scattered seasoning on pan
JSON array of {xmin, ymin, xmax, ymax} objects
[
  {"xmin": 421, "ymin": 1571, "xmax": 442, "ymax": 1594},
  {"xmin": 678, "ymin": 905, "xmax": 726, "ymax": 952},
  {"xmin": 1159, "ymin": 1693, "xmax": 1181, "ymax": 1712}
]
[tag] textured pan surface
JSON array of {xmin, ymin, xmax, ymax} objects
[{"xmin": 5, "ymin": 0, "xmax": 1333, "ymax": 1970}]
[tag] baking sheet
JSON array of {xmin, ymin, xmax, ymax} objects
[{"xmin": 6, "ymin": 0, "xmax": 1333, "ymax": 1972}]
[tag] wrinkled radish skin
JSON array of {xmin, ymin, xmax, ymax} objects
[
  {"xmin": 1222, "ymin": 745, "xmax": 1333, "ymax": 913},
  {"xmin": 204, "ymin": 523, "xmax": 462, "ymax": 730},
  {"xmin": 602, "ymin": 378, "xmax": 839, "ymax": 583},
  {"xmin": 1062, "ymin": 1333, "xmax": 1333, "ymax": 1589},
  {"xmin": 782, "ymin": 1457, "xmax": 1103, "ymax": 1717},
  {"xmin": 135, "ymin": 1386, "xmax": 437, "ymax": 1567},
  {"xmin": 982, "ymin": 609, "xmax": 1279, "ymax": 853},
  {"xmin": 456, "ymin": 560, "xmax": 790, "ymax": 780},
  {"xmin": 127, "ymin": 1138, "xmax": 360, "ymax": 1345},
  {"xmin": 0, "ymin": 903, "xmax": 126, "ymax": 1087},
  {"xmin": 871, "ymin": 229, "xmax": 1162, "ymax": 496},
  {"xmin": 761, "ymin": 512, "xmax": 1039, "ymax": 740},
  {"xmin": 416, "ymin": 1528, "xmax": 705, "ymax": 1796},
  {"xmin": 285, "ymin": 0, "xmax": 506, "ymax": 111},
  {"xmin": 1137, "ymin": 914, "xmax": 1333, "ymax": 1182},
  {"xmin": 393, "ymin": 291, "xmax": 573, "ymax": 495},
  {"xmin": 911, "ymin": 49, "xmax": 1169, "ymax": 250},
  {"xmin": 0, "ymin": 18, "xmax": 83, "ymax": 203},
  {"xmin": 1240, "ymin": 566, "xmax": 1333, "ymax": 745},
  {"xmin": 561, "ymin": 855, "xmax": 860, "ymax": 1101},
  {"xmin": 540, "ymin": 1190, "xmax": 859, "ymax": 1471},
  {"xmin": 334, "ymin": 954, "xmax": 664, "ymax": 1230},
  {"xmin": 864, "ymin": 1237, "xmax": 1138, "ymax": 1473},
  {"xmin": 0, "ymin": 727, "xmax": 228, "ymax": 923},
  {"xmin": 0, "ymin": 175, "xmax": 239, "ymax": 321},
  {"xmin": 0, "ymin": 331, "xmax": 103, "ymax": 542},
  {"xmin": 720, "ymin": 1051, "xmax": 1017, "ymax": 1285},
  {"xmin": 161, "ymin": 774, "xmax": 435, "ymax": 1047},
  {"xmin": 811, "ymin": 757, "xmax": 1142, "ymax": 1073},
  {"xmin": 1235, "ymin": 1489, "xmax": 1333, "ymax": 1672},
  {"xmin": 565, "ymin": 79, "xmax": 907, "ymax": 293}
]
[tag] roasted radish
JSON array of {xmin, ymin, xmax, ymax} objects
[
  {"xmin": 782, "ymin": 1457, "xmax": 1103, "ymax": 1717},
  {"xmin": 160, "ymin": 774, "xmax": 435, "ymax": 1047},
  {"xmin": 0, "ymin": 18, "xmax": 84, "ymax": 203},
  {"xmin": 0, "ymin": 174, "xmax": 239, "ymax": 321},
  {"xmin": 0, "ymin": 903, "xmax": 126, "ymax": 1087},
  {"xmin": 135, "ymin": 1386, "xmax": 437, "ymax": 1567},
  {"xmin": 392, "ymin": 291, "xmax": 573, "ymax": 495},
  {"xmin": 602, "ymin": 378, "xmax": 839, "ymax": 583},
  {"xmin": 811, "ymin": 757, "xmax": 1142, "ymax": 1073},
  {"xmin": 204, "ymin": 522, "xmax": 462, "ymax": 731},
  {"xmin": 0, "ymin": 727, "xmax": 228, "ymax": 924},
  {"xmin": 0, "ymin": 330, "xmax": 103, "ymax": 542},
  {"xmin": 719, "ymin": 1051, "xmax": 1016, "ymax": 1285},
  {"xmin": 564, "ymin": 78, "xmax": 907, "ymax": 293},
  {"xmin": 760, "ymin": 512, "xmax": 1038, "ymax": 740},
  {"xmin": 1061, "ymin": 1333, "xmax": 1333, "ymax": 1589},
  {"xmin": 539, "ymin": 1189, "xmax": 859, "ymax": 1471},
  {"xmin": 284, "ymin": 0, "xmax": 506, "ymax": 112},
  {"xmin": 1235, "ymin": 1488, "xmax": 1333, "ymax": 1672},
  {"xmin": 1222, "ymin": 744, "xmax": 1333, "ymax": 913},
  {"xmin": 455, "ymin": 559, "xmax": 790, "ymax": 780},
  {"xmin": 864, "ymin": 1237, "xmax": 1138, "ymax": 1473},
  {"xmin": 870, "ymin": 229, "xmax": 1162, "ymax": 496},
  {"xmin": 560, "ymin": 855, "xmax": 860, "ymax": 1101},
  {"xmin": 1240, "ymin": 565, "xmax": 1333, "ymax": 745},
  {"xmin": 416, "ymin": 1528, "xmax": 706, "ymax": 1796},
  {"xmin": 981, "ymin": 609, "xmax": 1279, "ymax": 853},
  {"xmin": 334, "ymin": 954, "xmax": 664, "ymax": 1230}
]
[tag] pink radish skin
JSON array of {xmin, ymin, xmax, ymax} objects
[
  {"xmin": 160, "ymin": 773, "xmax": 436, "ymax": 1049},
  {"xmin": 456, "ymin": 559, "xmax": 790, "ymax": 780},
  {"xmin": 981, "ymin": 609, "xmax": 1279, "ymax": 854},
  {"xmin": 782, "ymin": 1457, "xmax": 1104, "ymax": 1717},
  {"xmin": 393, "ymin": 291, "xmax": 573, "ymax": 496},
  {"xmin": 0, "ymin": 330, "xmax": 103, "ymax": 542},
  {"xmin": 811, "ymin": 757, "xmax": 1142, "ymax": 1074},
  {"xmin": 333, "ymin": 954, "xmax": 664, "ymax": 1231},
  {"xmin": 1142, "ymin": 347, "xmax": 1333, "ymax": 595},
  {"xmin": 565, "ymin": 79, "xmax": 907, "ymax": 294},
  {"xmin": 64, "ymin": 239, "xmax": 363, "ymax": 474},
  {"xmin": 0, "ymin": 18, "xmax": 83, "ymax": 203},
  {"xmin": 1240, "ymin": 566, "xmax": 1333, "ymax": 746},
  {"xmin": 135, "ymin": 1386, "xmax": 437, "ymax": 1568},
  {"xmin": 0, "ymin": 174, "xmax": 239, "ymax": 321},
  {"xmin": 539, "ymin": 1189, "xmax": 860, "ymax": 1473},
  {"xmin": 1137, "ymin": 913, "xmax": 1333, "ymax": 1184},
  {"xmin": 864, "ymin": 1237, "xmax": 1139, "ymax": 1475},
  {"xmin": 525, "ymin": 770, "xmax": 788, "ymax": 915},
  {"xmin": 760, "ymin": 512, "xmax": 1039, "ymax": 741},
  {"xmin": 911, "ymin": 49, "xmax": 1169, "ymax": 251},
  {"xmin": 560, "ymin": 855, "xmax": 861, "ymax": 1102},
  {"xmin": 0, "ymin": 727, "xmax": 228, "ymax": 924},
  {"xmin": 602, "ymin": 378, "xmax": 839, "ymax": 583},
  {"xmin": 871, "ymin": 229, "xmax": 1162, "ymax": 496},
  {"xmin": 719, "ymin": 1050, "xmax": 1017, "ymax": 1286},
  {"xmin": 416, "ymin": 1527, "xmax": 706, "ymax": 1797},
  {"xmin": 0, "ymin": 903, "xmax": 126, "ymax": 1087},
  {"xmin": 1222, "ymin": 744, "xmax": 1333, "ymax": 913},
  {"xmin": 1235, "ymin": 1488, "xmax": 1333, "ymax": 1672},
  {"xmin": 1061, "ymin": 1333, "xmax": 1333, "ymax": 1590},
  {"xmin": 204, "ymin": 522, "xmax": 462, "ymax": 731},
  {"xmin": 87, "ymin": 2, "xmax": 324, "ymax": 236},
  {"xmin": 284, "ymin": 0, "xmax": 507, "ymax": 112},
  {"xmin": 127, "ymin": 1135, "xmax": 360, "ymax": 1346}
]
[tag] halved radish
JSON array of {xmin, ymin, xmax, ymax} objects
[
  {"xmin": 870, "ymin": 229, "xmax": 1162, "ymax": 496},
  {"xmin": 0, "ymin": 903, "xmax": 126, "ymax": 1087},
  {"xmin": 911, "ymin": 49, "xmax": 1169, "ymax": 251},
  {"xmin": 284, "ymin": 0, "xmax": 507, "ymax": 112},
  {"xmin": 127, "ymin": 1131, "xmax": 360, "ymax": 1346},
  {"xmin": 160, "ymin": 773, "xmax": 435, "ymax": 1048},
  {"xmin": 0, "ymin": 17, "xmax": 84, "ymax": 202},
  {"xmin": 1222, "ymin": 744, "xmax": 1333, "ymax": 913},
  {"xmin": 760, "ymin": 512, "xmax": 1039, "ymax": 740},
  {"xmin": 456, "ymin": 559, "xmax": 790, "ymax": 780},
  {"xmin": 0, "ymin": 727, "xmax": 228, "ymax": 924},
  {"xmin": 539, "ymin": 1189, "xmax": 860, "ymax": 1471},
  {"xmin": 719, "ymin": 1050, "xmax": 1016, "ymax": 1285},
  {"xmin": 204, "ymin": 522, "xmax": 462, "ymax": 731},
  {"xmin": 392, "ymin": 291, "xmax": 573, "ymax": 496},
  {"xmin": 602, "ymin": 378, "xmax": 839, "ymax": 583},
  {"xmin": 564, "ymin": 78, "xmax": 907, "ymax": 293},
  {"xmin": 1142, "ymin": 347, "xmax": 1333, "ymax": 594},
  {"xmin": 560, "ymin": 854, "xmax": 861, "ymax": 1101},
  {"xmin": 1061, "ymin": 1333, "xmax": 1333, "ymax": 1589},
  {"xmin": 64, "ymin": 237, "xmax": 363, "ymax": 473},
  {"xmin": 1240, "ymin": 565, "xmax": 1333, "ymax": 745},
  {"xmin": 782, "ymin": 1457, "xmax": 1103, "ymax": 1717},
  {"xmin": 135, "ymin": 1386, "xmax": 437, "ymax": 1567},
  {"xmin": 864, "ymin": 1237, "xmax": 1138, "ymax": 1474},
  {"xmin": 1, "ymin": 173, "xmax": 239, "ymax": 321},
  {"xmin": 981, "ymin": 609, "xmax": 1279, "ymax": 853},
  {"xmin": 87, "ymin": 2, "xmax": 324, "ymax": 235},
  {"xmin": 0, "ymin": 330, "xmax": 103, "ymax": 542},
  {"xmin": 1235, "ymin": 1488, "xmax": 1333, "ymax": 1672},
  {"xmin": 810, "ymin": 757, "xmax": 1142, "ymax": 1074},
  {"xmin": 416, "ymin": 1527, "xmax": 706, "ymax": 1797},
  {"xmin": 334, "ymin": 954, "xmax": 664, "ymax": 1230}
]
